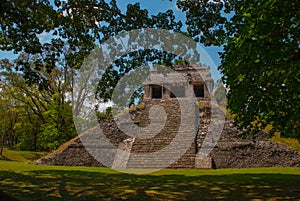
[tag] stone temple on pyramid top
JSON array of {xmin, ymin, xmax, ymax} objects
[{"xmin": 143, "ymin": 64, "xmax": 214, "ymax": 101}]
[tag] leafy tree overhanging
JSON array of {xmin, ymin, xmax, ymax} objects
[
  {"xmin": 176, "ymin": 0, "xmax": 299, "ymax": 139},
  {"xmin": 1, "ymin": 0, "xmax": 299, "ymax": 143}
]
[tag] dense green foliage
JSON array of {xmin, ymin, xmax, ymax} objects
[
  {"xmin": 0, "ymin": 0, "xmax": 183, "ymax": 151},
  {"xmin": 177, "ymin": 0, "xmax": 300, "ymax": 139},
  {"xmin": 0, "ymin": 58, "xmax": 76, "ymax": 151}
]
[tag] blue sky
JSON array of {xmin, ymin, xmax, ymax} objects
[
  {"xmin": 116, "ymin": 0, "xmax": 222, "ymax": 81},
  {"xmin": 0, "ymin": 0, "xmax": 222, "ymax": 80}
]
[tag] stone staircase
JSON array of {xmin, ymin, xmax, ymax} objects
[{"xmin": 113, "ymin": 98, "xmax": 199, "ymax": 169}]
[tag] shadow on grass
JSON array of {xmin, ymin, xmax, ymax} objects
[
  {"xmin": 21, "ymin": 152, "xmax": 48, "ymax": 162},
  {"xmin": 0, "ymin": 169, "xmax": 300, "ymax": 201},
  {"xmin": 0, "ymin": 155, "xmax": 11, "ymax": 161},
  {"xmin": 0, "ymin": 190, "xmax": 20, "ymax": 201}
]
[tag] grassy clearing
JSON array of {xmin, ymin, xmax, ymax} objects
[
  {"xmin": 0, "ymin": 160, "xmax": 300, "ymax": 201},
  {"xmin": 0, "ymin": 148, "xmax": 48, "ymax": 162}
]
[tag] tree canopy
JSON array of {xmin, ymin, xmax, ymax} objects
[
  {"xmin": 177, "ymin": 0, "xmax": 300, "ymax": 139},
  {"xmin": 1, "ymin": 0, "xmax": 186, "ymax": 150},
  {"xmin": 0, "ymin": 0, "xmax": 299, "ymax": 151}
]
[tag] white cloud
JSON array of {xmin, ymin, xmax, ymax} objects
[
  {"xmin": 98, "ymin": 101, "xmax": 114, "ymax": 112},
  {"xmin": 37, "ymin": 31, "xmax": 53, "ymax": 44}
]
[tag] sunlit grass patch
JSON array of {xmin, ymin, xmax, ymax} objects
[
  {"xmin": 271, "ymin": 132, "xmax": 300, "ymax": 154},
  {"xmin": 0, "ymin": 160, "xmax": 299, "ymax": 201},
  {"xmin": 0, "ymin": 148, "xmax": 48, "ymax": 162}
]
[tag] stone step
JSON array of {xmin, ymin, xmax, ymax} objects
[{"xmin": 114, "ymin": 99, "xmax": 201, "ymax": 169}]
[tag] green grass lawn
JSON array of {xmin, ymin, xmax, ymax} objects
[
  {"xmin": 0, "ymin": 149, "xmax": 48, "ymax": 162},
  {"xmin": 0, "ymin": 150, "xmax": 300, "ymax": 201}
]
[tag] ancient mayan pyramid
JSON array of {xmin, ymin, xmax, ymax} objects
[{"xmin": 37, "ymin": 64, "xmax": 300, "ymax": 168}]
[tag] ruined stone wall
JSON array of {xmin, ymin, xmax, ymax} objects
[
  {"xmin": 37, "ymin": 102, "xmax": 300, "ymax": 169},
  {"xmin": 209, "ymin": 121, "xmax": 300, "ymax": 168},
  {"xmin": 36, "ymin": 134, "xmax": 103, "ymax": 166}
]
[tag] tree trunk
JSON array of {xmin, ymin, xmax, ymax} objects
[
  {"xmin": 0, "ymin": 134, "xmax": 4, "ymax": 155},
  {"xmin": 34, "ymin": 128, "xmax": 37, "ymax": 151}
]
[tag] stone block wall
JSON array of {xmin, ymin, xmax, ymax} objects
[{"xmin": 209, "ymin": 120, "xmax": 300, "ymax": 168}]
